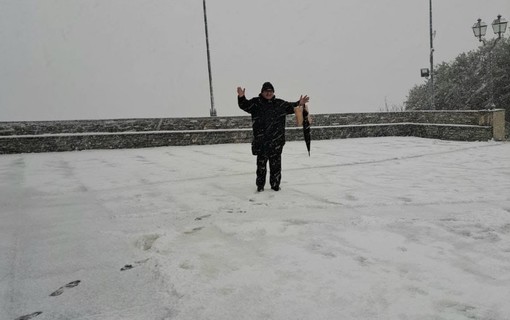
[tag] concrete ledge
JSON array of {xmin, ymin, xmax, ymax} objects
[
  {"xmin": 0, "ymin": 130, "xmax": 254, "ymax": 154},
  {"xmin": 286, "ymin": 123, "xmax": 492, "ymax": 142},
  {"xmin": 0, "ymin": 123, "xmax": 493, "ymax": 154},
  {"xmin": 0, "ymin": 110, "xmax": 504, "ymax": 154},
  {"xmin": 0, "ymin": 110, "xmax": 500, "ymax": 136}
]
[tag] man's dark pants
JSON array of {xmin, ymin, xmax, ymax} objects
[{"xmin": 256, "ymin": 153, "xmax": 282, "ymax": 189}]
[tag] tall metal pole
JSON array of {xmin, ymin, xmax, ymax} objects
[
  {"xmin": 488, "ymin": 47, "xmax": 495, "ymax": 108},
  {"xmin": 429, "ymin": 0, "xmax": 435, "ymax": 110},
  {"xmin": 203, "ymin": 0, "xmax": 216, "ymax": 116},
  {"xmin": 487, "ymin": 38, "xmax": 502, "ymax": 109}
]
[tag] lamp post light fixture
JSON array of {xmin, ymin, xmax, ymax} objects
[
  {"xmin": 471, "ymin": 15, "xmax": 508, "ymax": 108},
  {"xmin": 472, "ymin": 18, "xmax": 488, "ymax": 43},
  {"xmin": 492, "ymin": 15, "xmax": 508, "ymax": 39},
  {"xmin": 472, "ymin": 15, "xmax": 508, "ymax": 44}
]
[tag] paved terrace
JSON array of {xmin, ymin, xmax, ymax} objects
[{"xmin": 1, "ymin": 137, "xmax": 510, "ymax": 320}]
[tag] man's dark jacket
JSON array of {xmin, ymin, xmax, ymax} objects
[{"xmin": 238, "ymin": 94, "xmax": 298, "ymax": 156}]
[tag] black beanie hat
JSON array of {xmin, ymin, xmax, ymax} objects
[{"xmin": 261, "ymin": 82, "xmax": 274, "ymax": 93}]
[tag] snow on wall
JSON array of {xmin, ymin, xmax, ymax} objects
[{"xmin": 0, "ymin": 110, "xmax": 504, "ymax": 154}]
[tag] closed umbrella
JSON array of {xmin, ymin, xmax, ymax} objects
[{"xmin": 302, "ymin": 108, "xmax": 311, "ymax": 156}]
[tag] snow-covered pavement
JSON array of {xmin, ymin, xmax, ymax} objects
[{"xmin": 1, "ymin": 137, "xmax": 510, "ymax": 320}]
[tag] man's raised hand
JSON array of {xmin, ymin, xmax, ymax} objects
[
  {"xmin": 299, "ymin": 95, "xmax": 310, "ymax": 106},
  {"xmin": 237, "ymin": 87, "xmax": 245, "ymax": 97}
]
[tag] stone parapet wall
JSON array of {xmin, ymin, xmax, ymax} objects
[
  {"xmin": 0, "ymin": 110, "xmax": 504, "ymax": 154},
  {"xmin": 286, "ymin": 123, "xmax": 492, "ymax": 142},
  {"xmin": 0, "ymin": 110, "xmax": 498, "ymax": 136},
  {"xmin": 306, "ymin": 111, "xmax": 486, "ymax": 126},
  {"xmin": 0, "ymin": 130, "xmax": 253, "ymax": 154},
  {"xmin": 0, "ymin": 117, "xmax": 253, "ymax": 136}
]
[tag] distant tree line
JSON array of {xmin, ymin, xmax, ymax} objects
[{"xmin": 405, "ymin": 37, "xmax": 510, "ymax": 122}]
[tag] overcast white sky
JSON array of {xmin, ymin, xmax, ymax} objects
[{"xmin": 1, "ymin": 0, "xmax": 509, "ymax": 121}]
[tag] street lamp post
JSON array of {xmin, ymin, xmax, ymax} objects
[
  {"xmin": 203, "ymin": 0, "xmax": 217, "ymax": 116},
  {"xmin": 429, "ymin": 0, "xmax": 435, "ymax": 110},
  {"xmin": 472, "ymin": 15, "xmax": 508, "ymax": 108},
  {"xmin": 420, "ymin": 0, "xmax": 435, "ymax": 110}
]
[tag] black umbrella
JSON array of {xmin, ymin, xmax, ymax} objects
[{"xmin": 302, "ymin": 108, "xmax": 311, "ymax": 156}]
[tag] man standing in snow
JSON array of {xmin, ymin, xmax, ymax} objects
[{"xmin": 237, "ymin": 82, "xmax": 309, "ymax": 192}]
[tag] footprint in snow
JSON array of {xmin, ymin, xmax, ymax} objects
[
  {"xmin": 15, "ymin": 311, "xmax": 43, "ymax": 320},
  {"xmin": 120, "ymin": 258, "xmax": 150, "ymax": 271},
  {"xmin": 195, "ymin": 214, "xmax": 211, "ymax": 221},
  {"xmin": 226, "ymin": 209, "xmax": 246, "ymax": 214},
  {"xmin": 184, "ymin": 227, "xmax": 204, "ymax": 235},
  {"xmin": 49, "ymin": 280, "xmax": 81, "ymax": 297},
  {"xmin": 248, "ymin": 199, "xmax": 268, "ymax": 206}
]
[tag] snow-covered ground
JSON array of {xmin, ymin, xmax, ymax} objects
[{"xmin": 1, "ymin": 137, "xmax": 510, "ymax": 320}]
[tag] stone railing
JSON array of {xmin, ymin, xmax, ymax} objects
[{"xmin": 0, "ymin": 110, "xmax": 505, "ymax": 154}]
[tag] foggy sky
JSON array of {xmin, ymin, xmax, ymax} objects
[{"xmin": 1, "ymin": 0, "xmax": 509, "ymax": 121}]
